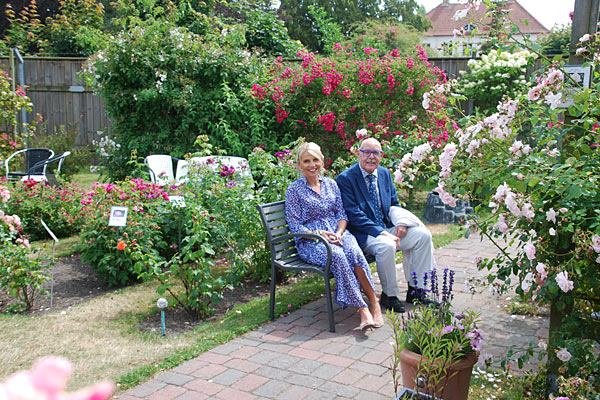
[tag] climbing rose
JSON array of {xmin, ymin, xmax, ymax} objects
[
  {"xmin": 546, "ymin": 208, "xmax": 556, "ymax": 223},
  {"xmin": 556, "ymin": 348, "xmax": 572, "ymax": 362},
  {"xmin": 521, "ymin": 272, "xmax": 533, "ymax": 291},
  {"xmin": 117, "ymin": 241, "xmax": 127, "ymax": 251},
  {"xmin": 524, "ymin": 242, "xmax": 536, "ymax": 260},
  {"xmin": 556, "ymin": 271, "xmax": 574, "ymax": 293},
  {"xmin": 591, "ymin": 235, "xmax": 600, "ymax": 253},
  {"xmin": 536, "ymin": 263, "xmax": 548, "ymax": 279}
]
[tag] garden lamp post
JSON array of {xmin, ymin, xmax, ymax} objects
[{"xmin": 157, "ymin": 298, "xmax": 168, "ymax": 336}]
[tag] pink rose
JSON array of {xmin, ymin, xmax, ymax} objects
[
  {"xmin": 0, "ymin": 356, "xmax": 114, "ymax": 400},
  {"xmin": 536, "ymin": 262, "xmax": 548, "ymax": 279},
  {"xmin": 556, "ymin": 271, "xmax": 574, "ymax": 292},
  {"xmin": 546, "ymin": 208, "xmax": 556, "ymax": 223},
  {"xmin": 524, "ymin": 242, "xmax": 536, "ymax": 260},
  {"xmin": 556, "ymin": 348, "xmax": 572, "ymax": 362},
  {"xmin": 591, "ymin": 235, "xmax": 600, "ymax": 253}
]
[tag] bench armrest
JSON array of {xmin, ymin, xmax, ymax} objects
[{"xmin": 271, "ymin": 232, "xmax": 333, "ymax": 275}]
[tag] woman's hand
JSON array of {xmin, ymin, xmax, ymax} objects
[{"xmin": 316, "ymin": 230, "xmax": 343, "ymax": 246}]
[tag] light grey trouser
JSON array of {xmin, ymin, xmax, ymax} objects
[{"xmin": 363, "ymin": 225, "xmax": 435, "ymax": 297}]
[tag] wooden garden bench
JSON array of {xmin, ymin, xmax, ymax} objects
[
  {"xmin": 256, "ymin": 199, "xmax": 375, "ymax": 333},
  {"xmin": 256, "ymin": 200, "xmax": 337, "ymax": 332}
]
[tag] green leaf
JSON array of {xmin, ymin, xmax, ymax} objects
[
  {"xmin": 528, "ymin": 177, "xmax": 539, "ymax": 187},
  {"xmin": 568, "ymin": 185, "xmax": 582, "ymax": 198},
  {"xmin": 157, "ymin": 283, "xmax": 169, "ymax": 295},
  {"xmin": 548, "ymin": 282, "xmax": 559, "ymax": 295}
]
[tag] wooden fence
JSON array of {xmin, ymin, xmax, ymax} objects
[
  {"xmin": 0, "ymin": 55, "xmax": 543, "ymax": 148},
  {"xmin": 0, "ymin": 56, "xmax": 109, "ymax": 149}
]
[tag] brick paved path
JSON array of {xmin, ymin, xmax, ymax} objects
[{"xmin": 116, "ymin": 233, "xmax": 548, "ymax": 400}]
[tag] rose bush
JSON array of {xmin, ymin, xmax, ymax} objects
[
  {"xmin": 251, "ymin": 44, "xmax": 450, "ymax": 164},
  {"xmin": 0, "ymin": 69, "xmax": 33, "ymax": 159},
  {"xmin": 4, "ymin": 180, "xmax": 85, "ymax": 241},
  {"xmin": 394, "ymin": 7, "xmax": 600, "ymax": 392},
  {"xmin": 0, "ymin": 184, "xmax": 49, "ymax": 311},
  {"xmin": 78, "ymin": 179, "xmax": 172, "ymax": 286}
]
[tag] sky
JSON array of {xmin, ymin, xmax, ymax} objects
[{"xmin": 417, "ymin": 0, "xmax": 575, "ymax": 30}]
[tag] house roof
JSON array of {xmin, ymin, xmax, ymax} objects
[{"xmin": 425, "ymin": 0, "xmax": 549, "ymax": 37}]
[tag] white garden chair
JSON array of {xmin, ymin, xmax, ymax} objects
[{"xmin": 144, "ymin": 155, "xmax": 179, "ymax": 186}]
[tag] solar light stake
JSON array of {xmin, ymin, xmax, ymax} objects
[{"xmin": 157, "ymin": 298, "xmax": 168, "ymax": 336}]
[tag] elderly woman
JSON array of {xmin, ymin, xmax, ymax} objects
[{"xmin": 285, "ymin": 142, "xmax": 384, "ymax": 330}]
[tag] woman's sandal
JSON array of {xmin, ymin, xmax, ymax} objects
[
  {"xmin": 370, "ymin": 301, "xmax": 385, "ymax": 328},
  {"xmin": 359, "ymin": 318, "xmax": 375, "ymax": 331},
  {"xmin": 358, "ymin": 308, "xmax": 375, "ymax": 331}
]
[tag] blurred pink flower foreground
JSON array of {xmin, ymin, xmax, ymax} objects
[{"xmin": 0, "ymin": 356, "xmax": 114, "ymax": 400}]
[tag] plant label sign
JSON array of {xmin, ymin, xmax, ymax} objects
[
  {"xmin": 168, "ymin": 195, "xmax": 186, "ymax": 209},
  {"xmin": 40, "ymin": 219, "xmax": 58, "ymax": 243},
  {"xmin": 108, "ymin": 206, "xmax": 128, "ymax": 227},
  {"xmin": 560, "ymin": 65, "xmax": 592, "ymax": 109}
]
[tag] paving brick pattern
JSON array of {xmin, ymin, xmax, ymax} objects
[{"xmin": 117, "ymin": 234, "xmax": 548, "ymax": 399}]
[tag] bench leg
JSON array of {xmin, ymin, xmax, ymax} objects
[
  {"xmin": 269, "ymin": 264, "xmax": 277, "ymax": 320},
  {"xmin": 324, "ymin": 276, "xmax": 335, "ymax": 333}
]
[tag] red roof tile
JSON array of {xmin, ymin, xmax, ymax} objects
[{"xmin": 425, "ymin": 0, "xmax": 549, "ymax": 37}]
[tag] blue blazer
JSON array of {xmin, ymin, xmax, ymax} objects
[{"xmin": 337, "ymin": 164, "xmax": 401, "ymax": 248}]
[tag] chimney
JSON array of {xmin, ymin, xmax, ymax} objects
[{"xmin": 442, "ymin": 0, "xmax": 450, "ymax": 5}]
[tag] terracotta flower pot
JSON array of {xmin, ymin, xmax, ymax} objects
[{"xmin": 399, "ymin": 348, "xmax": 478, "ymax": 400}]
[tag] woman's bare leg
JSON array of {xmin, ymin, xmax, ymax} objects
[{"xmin": 354, "ymin": 265, "xmax": 384, "ymax": 327}]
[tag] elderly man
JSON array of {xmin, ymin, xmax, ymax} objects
[{"xmin": 337, "ymin": 138, "xmax": 436, "ymax": 313}]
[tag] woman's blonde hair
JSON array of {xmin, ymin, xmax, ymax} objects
[{"xmin": 295, "ymin": 142, "xmax": 324, "ymax": 165}]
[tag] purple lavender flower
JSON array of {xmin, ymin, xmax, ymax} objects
[
  {"xmin": 412, "ymin": 271, "xmax": 418, "ymax": 287},
  {"xmin": 442, "ymin": 268, "xmax": 449, "ymax": 302},
  {"xmin": 449, "ymin": 269, "xmax": 455, "ymax": 301},
  {"xmin": 430, "ymin": 268, "xmax": 438, "ymax": 299}
]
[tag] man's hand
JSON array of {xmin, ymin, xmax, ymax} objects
[
  {"xmin": 380, "ymin": 230, "xmax": 400, "ymax": 250},
  {"xmin": 394, "ymin": 225, "xmax": 408, "ymax": 239}
]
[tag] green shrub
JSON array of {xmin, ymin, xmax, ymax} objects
[
  {"xmin": 0, "ymin": 183, "xmax": 49, "ymax": 311},
  {"xmin": 85, "ymin": 18, "xmax": 278, "ymax": 180},
  {"xmin": 144, "ymin": 211, "xmax": 231, "ymax": 319},
  {"xmin": 4, "ymin": 180, "xmax": 85, "ymax": 241},
  {"xmin": 244, "ymin": 9, "xmax": 301, "ymax": 56},
  {"xmin": 0, "ymin": 68, "xmax": 34, "ymax": 160},
  {"xmin": 342, "ymin": 21, "xmax": 429, "ymax": 58},
  {"xmin": 78, "ymin": 179, "xmax": 170, "ymax": 286},
  {"xmin": 184, "ymin": 157, "xmax": 270, "ymax": 282},
  {"xmin": 454, "ymin": 49, "xmax": 534, "ymax": 114},
  {"xmin": 43, "ymin": 0, "xmax": 108, "ymax": 56}
]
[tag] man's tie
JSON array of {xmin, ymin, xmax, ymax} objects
[{"xmin": 367, "ymin": 174, "xmax": 384, "ymax": 227}]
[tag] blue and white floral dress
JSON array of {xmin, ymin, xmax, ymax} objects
[{"xmin": 285, "ymin": 175, "xmax": 375, "ymax": 309}]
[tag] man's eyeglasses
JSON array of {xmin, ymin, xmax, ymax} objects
[{"xmin": 359, "ymin": 149, "xmax": 383, "ymax": 157}]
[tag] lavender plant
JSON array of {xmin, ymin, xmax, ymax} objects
[{"xmin": 388, "ymin": 268, "xmax": 481, "ymax": 398}]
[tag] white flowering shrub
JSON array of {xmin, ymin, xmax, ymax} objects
[
  {"xmin": 455, "ymin": 50, "xmax": 533, "ymax": 113},
  {"xmin": 83, "ymin": 19, "xmax": 276, "ymax": 181}
]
